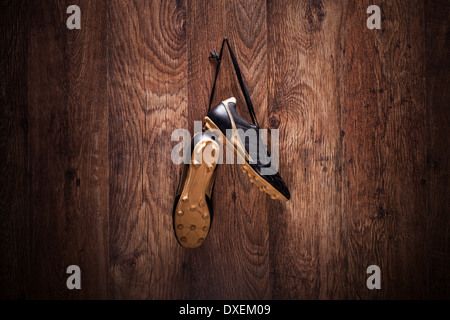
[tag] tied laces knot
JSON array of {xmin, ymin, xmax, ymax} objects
[{"xmin": 209, "ymin": 49, "xmax": 220, "ymax": 62}]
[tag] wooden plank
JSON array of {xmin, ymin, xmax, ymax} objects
[
  {"xmin": 187, "ymin": 0, "xmax": 269, "ymax": 299},
  {"xmin": 108, "ymin": 0, "xmax": 189, "ymax": 299},
  {"xmin": 227, "ymin": 0, "xmax": 270, "ymax": 300},
  {"xmin": 187, "ymin": 0, "xmax": 232, "ymax": 299},
  {"xmin": 425, "ymin": 0, "xmax": 450, "ymax": 299},
  {"xmin": 267, "ymin": 0, "xmax": 348, "ymax": 299},
  {"xmin": 345, "ymin": 0, "xmax": 426, "ymax": 298},
  {"xmin": 108, "ymin": 0, "xmax": 149, "ymax": 299},
  {"xmin": 143, "ymin": 0, "xmax": 189, "ymax": 299},
  {"xmin": 28, "ymin": 0, "xmax": 108, "ymax": 299},
  {"xmin": 0, "ymin": 0, "xmax": 29, "ymax": 299}
]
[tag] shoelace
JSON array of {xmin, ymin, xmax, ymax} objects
[{"xmin": 208, "ymin": 38, "xmax": 260, "ymax": 129}]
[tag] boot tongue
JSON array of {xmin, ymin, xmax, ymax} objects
[{"xmin": 223, "ymin": 97, "xmax": 237, "ymax": 108}]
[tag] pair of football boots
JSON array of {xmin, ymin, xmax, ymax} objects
[{"xmin": 173, "ymin": 97, "xmax": 290, "ymax": 248}]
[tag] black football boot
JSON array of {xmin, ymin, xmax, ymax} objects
[
  {"xmin": 204, "ymin": 97, "xmax": 290, "ymax": 201},
  {"xmin": 206, "ymin": 38, "xmax": 290, "ymax": 201},
  {"xmin": 173, "ymin": 131, "xmax": 220, "ymax": 248}
]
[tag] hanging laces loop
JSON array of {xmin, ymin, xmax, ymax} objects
[{"xmin": 208, "ymin": 38, "xmax": 260, "ymax": 128}]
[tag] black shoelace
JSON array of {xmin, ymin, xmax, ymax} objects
[{"xmin": 208, "ymin": 38, "xmax": 260, "ymax": 129}]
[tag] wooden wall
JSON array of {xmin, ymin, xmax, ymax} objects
[{"xmin": 1, "ymin": 0, "xmax": 448, "ymax": 299}]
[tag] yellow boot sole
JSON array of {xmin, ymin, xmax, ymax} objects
[{"xmin": 174, "ymin": 138, "xmax": 220, "ymax": 248}]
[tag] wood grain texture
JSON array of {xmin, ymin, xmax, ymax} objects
[
  {"xmin": 108, "ymin": 0, "xmax": 189, "ymax": 299},
  {"xmin": 268, "ymin": 0, "xmax": 348, "ymax": 299},
  {"xmin": 425, "ymin": 0, "xmax": 450, "ymax": 299},
  {"xmin": 143, "ymin": 0, "xmax": 189, "ymax": 299},
  {"xmin": 108, "ymin": 0, "xmax": 150, "ymax": 299},
  {"xmin": 187, "ymin": 0, "xmax": 270, "ymax": 299},
  {"xmin": 187, "ymin": 0, "xmax": 235, "ymax": 299},
  {"xmin": 345, "ymin": 0, "xmax": 427, "ymax": 299},
  {"xmin": 28, "ymin": 0, "xmax": 108, "ymax": 299},
  {"xmin": 227, "ymin": 0, "xmax": 270, "ymax": 300},
  {"xmin": 0, "ymin": 0, "xmax": 449, "ymax": 299},
  {"xmin": 0, "ymin": 0, "xmax": 29, "ymax": 299}
]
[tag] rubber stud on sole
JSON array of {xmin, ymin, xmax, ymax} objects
[{"xmin": 196, "ymin": 143, "xmax": 205, "ymax": 155}]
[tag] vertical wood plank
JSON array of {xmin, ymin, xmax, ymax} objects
[
  {"xmin": 267, "ymin": 0, "xmax": 348, "ymax": 299},
  {"xmin": 0, "ymin": 0, "xmax": 29, "ymax": 299},
  {"xmin": 143, "ymin": 0, "xmax": 190, "ymax": 299},
  {"xmin": 425, "ymin": 0, "xmax": 450, "ymax": 299},
  {"xmin": 28, "ymin": 0, "xmax": 109, "ymax": 298},
  {"xmin": 227, "ymin": 0, "xmax": 270, "ymax": 300},
  {"xmin": 187, "ymin": 0, "xmax": 269, "ymax": 299},
  {"xmin": 187, "ymin": 0, "xmax": 232, "ymax": 299},
  {"xmin": 108, "ymin": 0, "xmax": 149, "ymax": 299},
  {"xmin": 345, "ymin": 0, "xmax": 426, "ymax": 298},
  {"xmin": 108, "ymin": 0, "xmax": 189, "ymax": 299}
]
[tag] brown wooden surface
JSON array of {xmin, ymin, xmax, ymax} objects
[
  {"xmin": 27, "ymin": 0, "xmax": 109, "ymax": 299},
  {"xmin": 187, "ymin": 0, "xmax": 270, "ymax": 299},
  {"xmin": 425, "ymin": 0, "xmax": 450, "ymax": 299},
  {"xmin": 1, "ymin": 0, "xmax": 449, "ymax": 299},
  {"xmin": 268, "ymin": 0, "xmax": 348, "ymax": 299},
  {"xmin": 345, "ymin": 0, "xmax": 427, "ymax": 299},
  {"xmin": 108, "ymin": 0, "xmax": 189, "ymax": 299},
  {"xmin": 0, "ymin": 0, "xmax": 29, "ymax": 299}
]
